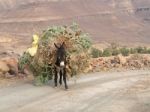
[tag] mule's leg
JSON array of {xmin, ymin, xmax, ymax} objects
[
  {"xmin": 59, "ymin": 70, "xmax": 62, "ymax": 85},
  {"xmin": 63, "ymin": 68, "xmax": 68, "ymax": 89},
  {"xmin": 54, "ymin": 68, "xmax": 58, "ymax": 87}
]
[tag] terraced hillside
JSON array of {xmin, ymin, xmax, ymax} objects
[{"xmin": 0, "ymin": 0, "xmax": 150, "ymax": 53}]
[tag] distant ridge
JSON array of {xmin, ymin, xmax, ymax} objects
[{"xmin": 0, "ymin": 0, "xmax": 150, "ymax": 45}]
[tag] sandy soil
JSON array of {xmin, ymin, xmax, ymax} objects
[{"xmin": 0, "ymin": 70, "xmax": 150, "ymax": 112}]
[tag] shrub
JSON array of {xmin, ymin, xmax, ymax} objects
[
  {"xmin": 147, "ymin": 48, "xmax": 150, "ymax": 54},
  {"xmin": 136, "ymin": 47, "xmax": 147, "ymax": 54},
  {"xmin": 112, "ymin": 49, "xmax": 120, "ymax": 56},
  {"xmin": 120, "ymin": 47, "xmax": 130, "ymax": 56},
  {"xmin": 102, "ymin": 48, "xmax": 112, "ymax": 57},
  {"xmin": 130, "ymin": 48, "xmax": 137, "ymax": 54},
  {"xmin": 91, "ymin": 48, "xmax": 103, "ymax": 58}
]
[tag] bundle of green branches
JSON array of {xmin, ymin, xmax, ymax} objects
[{"xmin": 20, "ymin": 23, "xmax": 92, "ymax": 85}]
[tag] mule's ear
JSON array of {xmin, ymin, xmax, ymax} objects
[{"xmin": 54, "ymin": 43, "xmax": 59, "ymax": 48}]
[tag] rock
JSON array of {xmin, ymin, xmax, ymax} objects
[
  {"xmin": 144, "ymin": 56, "xmax": 150, "ymax": 61},
  {"xmin": 101, "ymin": 67, "xmax": 109, "ymax": 71},
  {"xmin": 0, "ymin": 60, "xmax": 9, "ymax": 75},
  {"xmin": 2, "ymin": 58, "xmax": 18, "ymax": 75},
  {"xmin": 5, "ymin": 72, "xmax": 15, "ymax": 78},
  {"xmin": 117, "ymin": 54, "xmax": 127, "ymax": 65},
  {"xmin": 114, "ymin": 63, "xmax": 122, "ymax": 68},
  {"xmin": 91, "ymin": 54, "xmax": 150, "ymax": 71},
  {"xmin": 98, "ymin": 58, "xmax": 104, "ymax": 65},
  {"xmin": 143, "ymin": 56, "xmax": 150, "ymax": 67},
  {"xmin": 128, "ymin": 60, "xmax": 143, "ymax": 69},
  {"xmin": 83, "ymin": 65, "xmax": 93, "ymax": 73},
  {"xmin": 113, "ymin": 56, "xmax": 120, "ymax": 64}
]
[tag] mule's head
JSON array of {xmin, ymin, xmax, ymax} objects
[{"xmin": 54, "ymin": 42, "xmax": 66, "ymax": 67}]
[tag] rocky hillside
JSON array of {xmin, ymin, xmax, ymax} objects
[{"xmin": 0, "ymin": 0, "xmax": 150, "ymax": 53}]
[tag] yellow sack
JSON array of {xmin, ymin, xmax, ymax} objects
[
  {"xmin": 26, "ymin": 34, "xmax": 39, "ymax": 56},
  {"xmin": 32, "ymin": 34, "xmax": 39, "ymax": 45}
]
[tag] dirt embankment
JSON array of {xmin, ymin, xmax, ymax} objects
[{"xmin": 90, "ymin": 54, "xmax": 150, "ymax": 72}]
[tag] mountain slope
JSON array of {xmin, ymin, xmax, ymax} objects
[{"xmin": 0, "ymin": 0, "xmax": 150, "ymax": 49}]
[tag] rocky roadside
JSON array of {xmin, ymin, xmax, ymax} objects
[
  {"xmin": 0, "ymin": 53, "xmax": 33, "ymax": 87},
  {"xmin": 0, "ymin": 54, "xmax": 150, "ymax": 87},
  {"xmin": 90, "ymin": 54, "xmax": 150, "ymax": 72}
]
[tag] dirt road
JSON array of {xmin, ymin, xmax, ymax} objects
[{"xmin": 0, "ymin": 70, "xmax": 150, "ymax": 112}]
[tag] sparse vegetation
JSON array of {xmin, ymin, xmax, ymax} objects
[
  {"xmin": 109, "ymin": 43, "xmax": 120, "ymax": 56},
  {"xmin": 147, "ymin": 48, "xmax": 150, "ymax": 54},
  {"xmin": 102, "ymin": 48, "xmax": 112, "ymax": 57},
  {"xmin": 136, "ymin": 47, "xmax": 147, "ymax": 54},
  {"xmin": 112, "ymin": 49, "xmax": 120, "ymax": 56},
  {"xmin": 91, "ymin": 48, "xmax": 103, "ymax": 58},
  {"xmin": 120, "ymin": 47, "xmax": 130, "ymax": 56},
  {"xmin": 90, "ymin": 43, "xmax": 150, "ymax": 58},
  {"xmin": 130, "ymin": 48, "xmax": 137, "ymax": 54}
]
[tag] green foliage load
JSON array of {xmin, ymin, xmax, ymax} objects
[
  {"xmin": 18, "ymin": 53, "xmax": 32, "ymax": 72},
  {"xmin": 19, "ymin": 23, "xmax": 92, "ymax": 85}
]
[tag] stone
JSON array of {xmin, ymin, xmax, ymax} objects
[
  {"xmin": 0, "ymin": 60, "xmax": 9, "ymax": 75},
  {"xmin": 117, "ymin": 54, "xmax": 127, "ymax": 65},
  {"xmin": 2, "ymin": 58, "xmax": 18, "ymax": 75}
]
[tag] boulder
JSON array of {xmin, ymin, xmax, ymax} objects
[
  {"xmin": 0, "ymin": 60, "xmax": 9, "ymax": 76},
  {"xmin": 117, "ymin": 54, "xmax": 127, "ymax": 65},
  {"xmin": 2, "ymin": 58, "xmax": 18, "ymax": 75},
  {"xmin": 143, "ymin": 56, "xmax": 150, "ymax": 66}
]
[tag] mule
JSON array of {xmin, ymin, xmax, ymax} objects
[{"xmin": 54, "ymin": 42, "xmax": 68, "ymax": 89}]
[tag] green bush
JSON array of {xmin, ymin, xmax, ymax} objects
[
  {"xmin": 130, "ymin": 48, "xmax": 137, "ymax": 54},
  {"xmin": 147, "ymin": 48, "xmax": 150, "ymax": 54},
  {"xmin": 120, "ymin": 47, "xmax": 130, "ymax": 56},
  {"xmin": 102, "ymin": 48, "xmax": 112, "ymax": 57},
  {"xmin": 136, "ymin": 47, "xmax": 147, "ymax": 54},
  {"xmin": 130, "ymin": 47, "xmax": 150, "ymax": 54},
  {"xmin": 91, "ymin": 46, "xmax": 150, "ymax": 58},
  {"xmin": 91, "ymin": 48, "xmax": 103, "ymax": 58},
  {"xmin": 112, "ymin": 49, "xmax": 120, "ymax": 56},
  {"xmin": 144, "ymin": 47, "xmax": 148, "ymax": 53}
]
